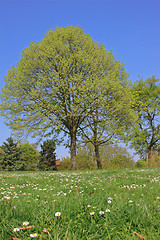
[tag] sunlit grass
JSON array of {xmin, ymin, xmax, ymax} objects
[{"xmin": 0, "ymin": 168, "xmax": 160, "ymax": 239}]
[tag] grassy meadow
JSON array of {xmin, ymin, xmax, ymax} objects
[{"xmin": 0, "ymin": 168, "xmax": 160, "ymax": 240}]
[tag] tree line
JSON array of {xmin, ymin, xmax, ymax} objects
[
  {"xmin": 0, "ymin": 26, "xmax": 160, "ymax": 169},
  {"xmin": 0, "ymin": 138, "xmax": 57, "ymax": 171},
  {"xmin": 0, "ymin": 137, "xmax": 160, "ymax": 171}
]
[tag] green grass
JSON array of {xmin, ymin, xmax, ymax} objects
[{"xmin": 0, "ymin": 168, "xmax": 160, "ymax": 239}]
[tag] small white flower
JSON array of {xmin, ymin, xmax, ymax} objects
[
  {"xmin": 13, "ymin": 228, "xmax": 20, "ymax": 232},
  {"xmin": 30, "ymin": 233, "xmax": 38, "ymax": 237},
  {"xmin": 23, "ymin": 221, "xmax": 29, "ymax": 226},
  {"xmin": 90, "ymin": 211, "xmax": 95, "ymax": 216},
  {"xmin": 129, "ymin": 200, "xmax": 133, "ymax": 203},
  {"xmin": 108, "ymin": 200, "xmax": 112, "ymax": 204},
  {"xmin": 99, "ymin": 211, "xmax": 104, "ymax": 215},
  {"xmin": 108, "ymin": 197, "xmax": 113, "ymax": 200},
  {"xmin": 55, "ymin": 212, "xmax": 61, "ymax": 217},
  {"xmin": 105, "ymin": 209, "xmax": 110, "ymax": 212},
  {"xmin": 4, "ymin": 196, "xmax": 10, "ymax": 200},
  {"xmin": 87, "ymin": 205, "xmax": 91, "ymax": 207}
]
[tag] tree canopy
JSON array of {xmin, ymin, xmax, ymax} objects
[
  {"xmin": 0, "ymin": 26, "xmax": 132, "ymax": 169},
  {"xmin": 127, "ymin": 76, "xmax": 160, "ymax": 167}
]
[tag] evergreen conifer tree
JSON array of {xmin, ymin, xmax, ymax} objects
[
  {"xmin": 0, "ymin": 137, "xmax": 23, "ymax": 171},
  {"xmin": 38, "ymin": 139, "xmax": 57, "ymax": 170}
]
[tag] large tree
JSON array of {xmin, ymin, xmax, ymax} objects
[
  {"xmin": 127, "ymin": 76, "xmax": 160, "ymax": 167},
  {"xmin": 0, "ymin": 26, "xmax": 129, "ymax": 169}
]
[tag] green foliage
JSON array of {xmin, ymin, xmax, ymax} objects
[
  {"xmin": 136, "ymin": 150, "xmax": 160, "ymax": 168},
  {"xmin": 100, "ymin": 144, "xmax": 135, "ymax": 169},
  {"xmin": 57, "ymin": 156, "xmax": 71, "ymax": 170},
  {"xmin": 0, "ymin": 148, "xmax": 4, "ymax": 154},
  {"xmin": 58, "ymin": 144, "xmax": 97, "ymax": 171},
  {"xmin": 150, "ymin": 151, "xmax": 160, "ymax": 167},
  {"xmin": 75, "ymin": 143, "xmax": 97, "ymax": 170},
  {"xmin": 18, "ymin": 142, "xmax": 39, "ymax": 170},
  {"xmin": 0, "ymin": 25, "xmax": 131, "ymax": 170},
  {"xmin": 59, "ymin": 143, "xmax": 134, "ymax": 170},
  {"xmin": 0, "ymin": 137, "xmax": 23, "ymax": 171},
  {"xmin": 135, "ymin": 159, "xmax": 148, "ymax": 168},
  {"xmin": 0, "ymin": 148, "xmax": 5, "ymax": 167},
  {"xmin": 127, "ymin": 76, "xmax": 160, "ymax": 167},
  {"xmin": 78, "ymin": 44, "xmax": 134, "ymax": 169},
  {"xmin": 38, "ymin": 139, "xmax": 57, "ymax": 170}
]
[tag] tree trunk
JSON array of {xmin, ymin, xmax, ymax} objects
[
  {"xmin": 93, "ymin": 108, "xmax": 102, "ymax": 169},
  {"xmin": 95, "ymin": 144, "xmax": 102, "ymax": 169},
  {"xmin": 147, "ymin": 148, "xmax": 152, "ymax": 167},
  {"xmin": 71, "ymin": 127, "xmax": 77, "ymax": 170}
]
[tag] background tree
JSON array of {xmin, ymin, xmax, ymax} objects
[
  {"xmin": 100, "ymin": 144, "xmax": 135, "ymax": 169},
  {"xmin": 135, "ymin": 148, "xmax": 160, "ymax": 168},
  {"xmin": 127, "ymin": 76, "xmax": 160, "ymax": 167},
  {"xmin": 148, "ymin": 150, "xmax": 160, "ymax": 167},
  {"xmin": 0, "ymin": 26, "xmax": 131, "ymax": 170},
  {"xmin": 58, "ymin": 143, "xmax": 134, "ymax": 170},
  {"xmin": 79, "ymin": 70, "xmax": 134, "ymax": 169},
  {"xmin": 0, "ymin": 137, "xmax": 22, "ymax": 171},
  {"xmin": 0, "ymin": 147, "xmax": 5, "ymax": 169},
  {"xmin": 75, "ymin": 143, "xmax": 97, "ymax": 170},
  {"xmin": 57, "ymin": 156, "xmax": 71, "ymax": 171},
  {"xmin": 19, "ymin": 142, "xmax": 39, "ymax": 170},
  {"xmin": 135, "ymin": 159, "xmax": 147, "ymax": 168},
  {"xmin": 38, "ymin": 139, "xmax": 57, "ymax": 170}
]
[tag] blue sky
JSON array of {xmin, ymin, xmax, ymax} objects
[{"xmin": 0, "ymin": 0, "xmax": 160, "ymax": 159}]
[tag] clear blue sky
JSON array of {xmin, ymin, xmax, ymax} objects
[{"xmin": 0, "ymin": 0, "xmax": 160, "ymax": 159}]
